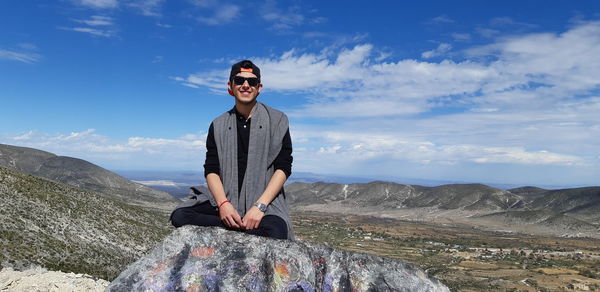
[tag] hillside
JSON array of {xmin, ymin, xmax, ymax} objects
[
  {"xmin": 286, "ymin": 181, "xmax": 600, "ymax": 238},
  {"xmin": 0, "ymin": 166, "xmax": 172, "ymax": 280},
  {"xmin": 0, "ymin": 143, "xmax": 180, "ymax": 212}
]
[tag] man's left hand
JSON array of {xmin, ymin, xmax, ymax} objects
[{"xmin": 242, "ymin": 206, "xmax": 264, "ymax": 230}]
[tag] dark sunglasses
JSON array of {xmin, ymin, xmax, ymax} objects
[{"xmin": 232, "ymin": 76, "xmax": 260, "ymax": 87}]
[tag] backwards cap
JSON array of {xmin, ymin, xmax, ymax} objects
[{"xmin": 229, "ymin": 60, "xmax": 261, "ymax": 81}]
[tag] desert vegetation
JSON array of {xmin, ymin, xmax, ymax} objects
[{"xmin": 292, "ymin": 211, "xmax": 600, "ymax": 291}]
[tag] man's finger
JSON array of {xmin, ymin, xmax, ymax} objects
[
  {"xmin": 223, "ymin": 217, "xmax": 231, "ymax": 227},
  {"xmin": 227, "ymin": 216, "xmax": 240, "ymax": 228},
  {"xmin": 233, "ymin": 214, "xmax": 244, "ymax": 226},
  {"xmin": 229, "ymin": 218, "xmax": 240, "ymax": 228}
]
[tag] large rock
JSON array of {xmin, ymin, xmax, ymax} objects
[{"xmin": 108, "ymin": 226, "xmax": 449, "ymax": 291}]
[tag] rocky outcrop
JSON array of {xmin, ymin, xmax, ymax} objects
[
  {"xmin": 109, "ymin": 226, "xmax": 449, "ymax": 291},
  {"xmin": 0, "ymin": 267, "xmax": 109, "ymax": 291}
]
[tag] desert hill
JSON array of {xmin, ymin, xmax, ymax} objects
[
  {"xmin": 0, "ymin": 143, "xmax": 180, "ymax": 212},
  {"xmin": 286, "ymin": 181, "xmax": 600, "ymax": 238},
  {"xmin": 0, "ymin": 166, "xmax": 172, "ymax": 280}
]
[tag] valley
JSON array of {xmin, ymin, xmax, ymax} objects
[{"xmin": 292, "ymin": 211, "xmax": 600, "ymax": 291}]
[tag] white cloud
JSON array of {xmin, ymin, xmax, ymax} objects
[
  {"xmin": 259, "ymin": 0, "xmax": 325, "ymax": 31},
  {"xmin": 196, "ymin": 3, "xmax": 240, "ymax": 25},
  {"xmin": 0, "ymin": 49, "xmax": 41, "ymax": 63},
  {"xmin": 188, "ymin": 0, "xmax": 216, "ymax": 8},
  {"xmin": 59, "ymin": 26, "xmax": 116, "ymax": 37},
  {"xmin": 60, "ymin": 15, "xmax": 116, "ymax": 37},
  {"xmin": 293, "ymin": 128, "xmax": 584, "ymax": 167},
  {"xmin": 1, "ymin": 130, "xmax": 207, "ymax": 169},
  {"xmin": 75, "ymin": 0, "xmax": 118, "ymax": 9},
  {"xmin": 181, "ymin": 21, "xmax": 600, "ymax": 119},
  {"xmin": 73, "ymin": 15, "xmax": 114, "ymax": 26},
  {"xmin": 127, "ymin": 0, "xmax": 164, "ymax": 16},
  {"xmin": 13, "ymin": 131, "xmax": 34, "ymax": 140},
  {"xmin": 156, "ymin": 22, "xmax": 172, "ymax": 28},
  {"xmin": 451, "ymin": 33, "xmax": 471, "ymax": 41},
  {"xmin": 261, "ymin": 1, "xmax": 304, "ymax": 31},
  {"xmin": 168, "ymin": 21, "xmax": 600, "ymax": 181},
  {"xmin": 421, "ymin": 43, "xmax": 452, "ymax": 59},
  {"xmin": 476, "ymin": 27, "xmax": 500, "ymax": 38},
  {"xmin": 429, "ymin": 15, "xmax": 454, "ymax": 24},
  {"xmin": 490, "ymin": 17, "xmax": 537, "ymax": 29}
]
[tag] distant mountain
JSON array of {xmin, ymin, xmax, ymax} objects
[
  {"xmin": 287, "ymin": 182, "xmax": 523, "ymax": 211},
  {"xmin": 114, "ymin": 169, "xmax": 204, "ymax": 199},
  {"xmin": 0, "ymin": 166, "xmax": 172, "ymax": 280},
  {"xmin": 286, "ymin": 181, "xmax": 600, "ymax": 238},
  {"xmin": 0, "ymin": 144, "xmax": 180, "ymax": 212}
]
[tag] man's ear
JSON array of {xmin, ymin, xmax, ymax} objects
[
  {"xmin": 256, "ymin": 83, "xmax": 262, "ymax": 97},
  {"xmin": 227, "ymin": 81, "xmax": 234, "ymax": 96}
]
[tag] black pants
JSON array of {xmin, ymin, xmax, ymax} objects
[{"xmin": 171, "ymin": 201, "xmax": 288, "ymax": 240}]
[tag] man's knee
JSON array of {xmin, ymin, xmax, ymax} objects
[
  {"xmin": 170, "ymin": 208, "xmax": 188, "ymax": 228},
  {"xmin": 260, "ymin": 215, "xmax": 288, "ymax": 239}
]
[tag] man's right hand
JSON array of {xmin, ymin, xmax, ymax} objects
[{"xmin": 218, "ymin": 202, "xmax": 243, "ymax": 229}]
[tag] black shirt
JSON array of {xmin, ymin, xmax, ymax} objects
[{"xmin": 203, "ymin": 110, "xmax": 293, "ymax": 193}]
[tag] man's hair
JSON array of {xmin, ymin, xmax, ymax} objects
[{"xmin": 230, "ymin": 60, "xmax": 261, "ymax": 82}]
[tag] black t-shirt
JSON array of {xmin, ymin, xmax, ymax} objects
[{"xmin": 203, "ymin": 110, "xmax": 293, "ymax": 194}]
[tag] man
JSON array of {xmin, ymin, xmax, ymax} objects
[{"xmin": 171, "ymin": 60, "xmax": 294, "ymax": 240}]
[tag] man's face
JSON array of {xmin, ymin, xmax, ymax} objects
[{"xmin": 228, "ymin": 71, "xmax": 262, "ymax": 105}]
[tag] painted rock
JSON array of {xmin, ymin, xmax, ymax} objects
[{"xmin": 108, "ymin": 226, "xmax": 449, "ymax": 291}]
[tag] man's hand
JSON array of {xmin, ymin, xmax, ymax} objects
[
  {"xmin": 242, "ymin": 206, "xmax": 264, "ymax": 230},
  {"xmin": 218, "ymin": 203, "xmax": 243, "ymax": 229}
]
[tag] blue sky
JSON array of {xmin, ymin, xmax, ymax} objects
[{"xmin": 1, "ymin": 0, "xmax": 600, "ymax": 187}]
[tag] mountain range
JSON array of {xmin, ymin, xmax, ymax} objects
[
  {"xmin": 285, "ymin": 181, "xmax": 600, "ymax": 238},
  {"xmin": 2, "ymin": 142, "xmax": 598, "ymax": 243},
  {"xmin": 0, "ymin": 144, "xmax": 180, "ymax": 212}
]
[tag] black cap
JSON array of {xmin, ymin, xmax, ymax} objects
[{"xmin": 230, "ymin": 60, "xmax": 261, "ymax": 81}]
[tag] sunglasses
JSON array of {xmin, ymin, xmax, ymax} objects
[{"xmin": 232, "ymin": 76, "xmax": 260, "ymax": 87}]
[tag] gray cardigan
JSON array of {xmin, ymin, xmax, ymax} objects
[{"xmin": 172, "ymin": 102, "xmax": 294, "ymax": 239}]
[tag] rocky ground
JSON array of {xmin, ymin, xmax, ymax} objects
[{"xmin": 0, "ymin": 267, "xmax": 109, "ymax": 291}]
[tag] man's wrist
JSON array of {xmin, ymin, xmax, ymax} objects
[
  {"xmin": 253, "ymin": 202, "xmax": 267, "ymax": 212},
  {"xmin": 218, "ymin": 200, "xmax": 231, "ymax": 208}
]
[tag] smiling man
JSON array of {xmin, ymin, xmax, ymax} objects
[{"xmin": 171, "ymin": 60, "xmax": 294, "ymax": 240}]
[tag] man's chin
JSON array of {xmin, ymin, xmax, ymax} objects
[
  {"xmin": 236, "ymin": 99, "xmax": 257, "ymax": 106},
  {"xmin": 235, "ymin": 94, "xmax": 257, "ymax": 102}
]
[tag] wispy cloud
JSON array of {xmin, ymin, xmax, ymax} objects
[
  {"xmin": 260, "ymin": 0, "xmax": 326, "ymax": 32},
  {"xmin": 261, "ymin": 0, "xmax": 304, "ymax": 31},
  {"xmin": 189, "ymin": 0, "xmax": 240, "ymax": 25},
  {"xmin": 293, "ymin": 128, "xmax": 584, "ymax": 167},
  {"xmin": 197, "ymin": 4, "xmax": 240, "ymax": 25},
  {"xmin": 2, "ymin": 129, "xmax": 207, "ymax": 169},
  {"xmin": 73, "ymin": 15, "xmax": 114, "ymax": 26},
  {"xmin": 74, "ymin": 0, "xmax": 118, "ymax": 9},
  {"xmin": 490, "ymin": 17, "xmax": 538, "ymax": 28},
  {"xmin": 71, "ymin": 0, "xmax": 164, "ymax": 17},
  {"xmin": 421, "ymin": 43, "xmax": 452, "ymax": 58},
  {"xmin": 127, "ymin": 0, "xmax": 164, "ymax": 17},
  {"xmin": 60, "ymin": 15, "xmax": 116, "ymax": 37},
  {"xmin": 429, "ymin": 15, "xmax": 454, "ymax": 24},
  {"xmin": 59, "ymin": 26, "xmax": 116, "ymax": 37},
  {"xmin": 451, "ymin": 32, "xmax": 471, "ymax": 41},
  {"xmin": 0, "ymin": 48, "xmax": 41, "ymax": 63}
]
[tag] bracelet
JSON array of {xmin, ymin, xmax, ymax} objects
[{"xmin": 218, "ymin": 200, "xmax": 231, "ymax": 209}]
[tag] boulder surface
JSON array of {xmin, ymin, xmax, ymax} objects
[{"xmin": 108, "ymin": 226, "xmax": 449, "ymax": 291}]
